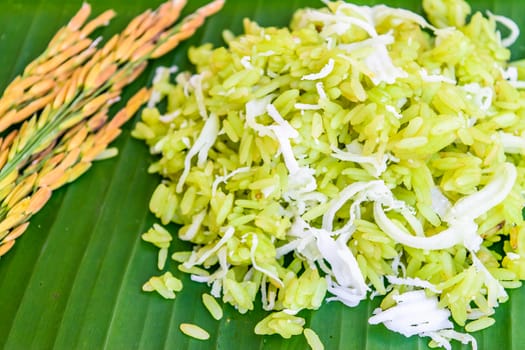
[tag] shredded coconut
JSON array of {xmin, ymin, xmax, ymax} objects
[
  {"xmin": 462, "ymin": 83, "xmax": 493, "ymax": 112},
  {"xmin": 176, "ymin": 113, "xmax": 219, "ymax": 192},
  {"xmin": 420, "ymin": 68, "xmax": 457, "ymax": 84},
  {"xmin": 488, "ymin": 12, "xmax": 520, "ymax": 47},
  {"xmin": 302, "ymin": 58, "xmax": 335, "ymax": 81},
  {"xmin": 211, "ymin": 167, "xmax": 250, "ymax": 196},
  {"xmin": 385, "ymin": 105, "xmax": 402, "ymax": 119},
  {"xmin": 240, "ymin": 56, "xmax": 253, "ymax": 70},
  {"xmin": 294, "ymin": 103, "xmax": 321, "ymax": 110},
  {"xmin": 386, "ymin": 275, "xmax": 441, "ymax": 293},
  {"xmin": 316, "ymin": 82, "xmax": 327, "ymax": 100},
  {"xmin": 369, "ymin": 290, "xmax": 453, "ymax": 337}
]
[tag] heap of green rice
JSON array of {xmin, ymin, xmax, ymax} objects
[{"xmin": 133, "ymin": 0, "xmax": 525, "ymax": 348}]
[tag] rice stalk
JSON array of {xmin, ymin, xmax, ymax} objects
[
  {"xmin": 0, "ymin": 88, "xmax": 149, "ymax": 257},
  {"xmin": 0, "ymin": 3, "xmax": 109, "ymax": 132},
  {"xmin": 0, "ymin": 0, "xmax": 224, "ymax": 258}
]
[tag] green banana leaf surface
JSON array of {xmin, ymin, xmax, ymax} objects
[{"xmin": 1, "ymin": 0, "xmax": 525, "ymax": 349}]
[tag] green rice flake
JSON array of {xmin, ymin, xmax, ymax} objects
[
  {"xmin": 177, "ymin": 264, "xmax": 210, "ymax": 276},
  {"xmin": 142, "ymin": 272, "xmax": 183, "ymax": 299},
  {"xmin": 465, "ymin": 317, "xmax": 496, "ymax": 333},
  {"xmin": 179, "ymin": 323, "xmax": 210, "ymax": 340},
  {"xmin": 303, "ymin": 328, "xmax": 324, "ymax": 350},
  {"xmin": 158, "ymin": 247, "xmax": 168, "ymax": 270},
  {"xmin": 141, "ymin": 223, "xmax": 172, "ymax": 249},
  {"xmin": 135, "ymin": 0, "xmax": 525, "ymax": 348},
  {"xmin": 254, "ymin": 311, "xmax": 305, "ymax": 339},
  {"xmin": 171, "ymin": 251, "xmax": 192, "ymax": 262},
  {"xmin": 202, "ymin": 293, "xmax": 224, "ymax": 320}
]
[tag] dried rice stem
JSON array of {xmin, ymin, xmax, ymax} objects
[
  {"xmin": 81, "ymin": 88, "xmax": 149, "ymax": 161},
  {"xmin": 0, "ymin": 229, "xmax": 10, "ymax": 241},
  {"xmin": 128, "ymin": 24, "xmax": 165, "ymax": 56},
  {"xmin": 105, "ymin": 110, "xmax": 129, "ymax": 134},
  {"xmin": 31, "ymin": 135, "xmax": 62, "ymax": 157},
  {"xmin": 95, "ymin": 55, "xmax": 116, "ymax": 75},
  {"xmin": 6, "ymin": 135, "xmax": 20, "ymax": 162}
]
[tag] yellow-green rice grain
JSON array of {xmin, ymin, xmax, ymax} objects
[
  {"xmin": 158, "ymin": 247, "xmax": 168, "ymax": 270},
  {"xmin": 465, "ymin": 317, "xmax": 496, "ymax": 332},
  {"xmin": 179, "ymin": 323, "xmax": 210, "ymax": 340},
  {"xmin": 202, "ymin": 293, "xmax": 223, "ymax": 320},
  {"xmin": 304, "ymin": 328, "xmax": 324, "ymax": 350}
]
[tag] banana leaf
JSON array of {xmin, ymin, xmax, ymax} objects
[{"xmin": 0, "ymin": 0, "xmax": 524, "ymax": 349}]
